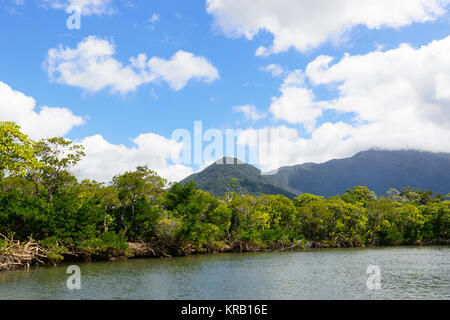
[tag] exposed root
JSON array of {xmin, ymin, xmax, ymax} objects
[{"xmin": 0, "ymin": 235, "xmax": 49, "ymax": 271}]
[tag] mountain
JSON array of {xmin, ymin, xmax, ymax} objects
[
  {"xmin": 180, "ymin": 157, "xmax": 297, "ymax": 198},
  {"xmin": 275, "ymin": 149, "xmax": 450, "ymax": 197},
  {"xmin": 180, "ymin": 150, "xmax": 450, "ymax": 198}
]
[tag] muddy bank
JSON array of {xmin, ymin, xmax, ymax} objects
[
  {"xmin": 2, "ymin": 239, "xmax": 449, "ymax": 271},
  {"xmin": 0, "ymin": 239, "xmax": 309, "ymax": 270},
  {"xmin": 127, "ymin": 240, "xmax": 310, "ymax": 258},
  {"xmin": 122, "ymin": 239, "xmax": 450, "ymax": 259}
]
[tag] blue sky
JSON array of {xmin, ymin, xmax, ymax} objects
[{"xmin": 1, "ymin": 0, "xmax": 449, "ymax": 182}]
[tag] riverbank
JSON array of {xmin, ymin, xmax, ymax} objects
[{"xmin": 2, "ymin": 238, "xmax": 449, "ymax": 272}]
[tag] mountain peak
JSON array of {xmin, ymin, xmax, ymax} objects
[{"xmin": 214, "ymin": 157, "xmax": 245, "ymax": 165}]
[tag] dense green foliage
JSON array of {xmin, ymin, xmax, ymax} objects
[
  {"xmin": 0, "ymin": 122, "xmax": 40, "ymax": 179},
  {"xmin": 1, "ymin": 123, "xmax": 449, "ymax": 260},
  {"xmin": 182, "ymin": 150, "xmax": 450, "ymax": 198}
]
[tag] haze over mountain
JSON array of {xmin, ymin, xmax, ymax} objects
[{"xmin": 181, "ymin": 150, "xmax": 450, "ymax": 198}]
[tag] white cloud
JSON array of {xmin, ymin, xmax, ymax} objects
[
  {"xmin": 206, "ymin": 0, "xmax": 449, "ymax": 55},
  {"xmin": 269, "ymin": 70, "xmax": 323, "ymax": 131},
  {"xmin": 241, "ymin": 36, "xmax": 450, "ymax": 170},
  {"xmin": 305, "ymin": 38, "xmax": 450, "ymax": 128},
  {"xmin": 45, "ymin": 36, "xmax": 143, "ymax": 94},
  {"xmin": 435, "ymin": 73, "xmax": 450, "ymax": 100},
  {"xmin": 40, "ymin": 0, "xmax": 113, "ymax": 16},
  {"xmin": 0, "ymin": 80, "xmax": 196, "ymax": 182},
  {"xmin": 146, "ymin": 51, "xmax": 219, "ymax": 91},
  {"xmin": 262, "ymin": 64, "xmax": 285, "ymax": 77},
  {"xmin": 0, "ymin": 81, "xmax": 84, "ymax": 139},
  {"xmin": 73, "ymin": 133, "xmax": 194, "ymax": 183},
  {"xmin": 45, "ymin": 36, "xmax": 219, "ymax": 94},
  {"xmin": 233, "ymin": 104, "xmax": 266, "ymax": 121}
]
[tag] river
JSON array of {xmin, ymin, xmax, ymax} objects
[{"xmin": 0, "ymin": 246, "xmax": 449, "ymax": 300}]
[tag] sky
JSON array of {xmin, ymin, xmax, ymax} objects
[{"xmin": 0, "ymin": 0, "xmax": 449, "ymax": 183}]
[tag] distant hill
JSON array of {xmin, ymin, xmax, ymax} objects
[
  {"xmin": 275, "ymin": 149, "xmax": 450, "ymax": 197},
  {"xmin": 180, "ymin": 150, "xmax": 450, "ymax": 198},
  {"xmin": 180, "ymin": 157, "xmax": 297, "ymax": 198}
]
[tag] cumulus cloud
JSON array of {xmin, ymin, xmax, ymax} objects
[
  {"xmin": 73, "ymin": 133, "xmax": 194, "ymax": 183},
  {"xmin": 233, "ymin": 104, "xmax": 266, "ymax": 121},
  {"xmin": 45, "ymin": 36, "xmax": 143, "ymax": 94},
  {"xmin": 0, "ymin": 81, "xmax": 195, "ymax": 182},
  {"xmin": 0, "ymin": 81, "xmax": 84, "ymax": 139},
  {"xmin": 305, "ymin": 37, "xmax": 450, "ymax": 128},
  {"xmin": 40, "ymin": 0, "xmax": 114, "ymax": 16},
  {"xmin": 269, "ymin": 70, "xmax": 323, "ymax": 131},
  {"xmin": 242, "ymin": 36, "xmax": 450, "ymax": 170},
  {"xmin": 146, "ymin": 51, "xmax": 219, "ymax": 91},
  {"xmin": 45, "ymin": 36, "xmax": 219, "ymax": 94},
  {"xmin": 206, "ymin": 0, "xmax": 449, "ymax": 55}
]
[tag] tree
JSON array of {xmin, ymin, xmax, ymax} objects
[
  {"xmin": 164, "ymin": 181, "xmax": 198, "ymax": 212},
  {"xmin": 341, "ymin": 186, "xmax": 376, "ymax": 205},
  {"xmin": 31, "ymin": 137, "xmax": 85, "ymax": 199},
  {"xmin": 366, "ymin": 199, "xmax": 393, "ymax": 245},
  {"xmin": 0, "ymin": 122, "xmax": 39, "ymax": 179},
  {"xmin": 294, "ymin": 193, "xmax": 324, "ymax": 207},
  {"xmin": 327, "ymin": 198, "xmax": 368, "ymax": 246},
  {"xmin": 228, "ymin": 194, "xmax": 271, "ymax": 243},
  {"xmin": 112, "ymin": 166, "xmax": 166, "ymax": 237},
  {"xmin": 421, "ymin": 201, "xmax": 450, "ymax": 242},
  {"xmin": 295, "ymin": 199, "xmax": 332, "ymax": 242},
  {"xmin": 164, "ymin": 182, "xmax": 229, "ymax": 246},
  {"xmin": 79, "ymin": 180, "xmax": 120, "ymax": 232},
  {"xmin": 386, "ymin": 188, "xmax": 405, "ymax": 202}
]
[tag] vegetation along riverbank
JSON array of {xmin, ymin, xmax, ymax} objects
[{"xmin": 1, "ymin": 121, "xmax": 449, "ymax": 271}]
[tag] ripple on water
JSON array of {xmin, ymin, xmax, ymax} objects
[{"xmin": 0, "ymin": 246, "xmax": 449, "ymax": 300}]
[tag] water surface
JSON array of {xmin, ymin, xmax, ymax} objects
[{"xmin": 0, "ymin": 246, "xmax": 448, "ymax": 299}]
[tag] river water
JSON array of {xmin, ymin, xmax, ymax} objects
[{"xmin": 0, "ymin": 246, "xmax": 449, "ymax": 300}]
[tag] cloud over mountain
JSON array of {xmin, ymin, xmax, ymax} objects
[{"xmin": 241, "ymin": 36, "xmax": 450, "ymax": 170}]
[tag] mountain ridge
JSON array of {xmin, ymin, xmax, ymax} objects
[{"xmin": 180, "ymin": 149, "xmax": 450, "ymax": 198}]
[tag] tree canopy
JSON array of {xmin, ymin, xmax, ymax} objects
[{"xmin": 1, "ymin": 122, "xmax": 449, "ymax": 263}]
